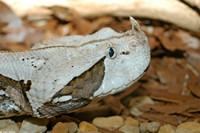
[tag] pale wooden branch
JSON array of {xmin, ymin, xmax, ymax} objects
[
  {"xmin": 182, "ymin": 0, "xmax": 200, "ymax": 9},
  {"xmin": 2, "ymin": 0, "xmax": 200, "ymax": 32}
]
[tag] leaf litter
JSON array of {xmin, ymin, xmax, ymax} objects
[{"xmin": 0, "ymin": 2, "xmax": 200, "ymax": 132}]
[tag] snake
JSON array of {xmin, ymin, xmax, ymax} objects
[{"xmin": 0, "ymin": 17, "xmax": 150, "ymax": 118}]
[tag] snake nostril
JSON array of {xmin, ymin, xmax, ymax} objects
[{"xmin": 120, "ymin": 51, "xmax": 130, "ymax": 55}]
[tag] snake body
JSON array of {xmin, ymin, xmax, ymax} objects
[{"xmin": 0, "ymin": 17, "xmax": 150, "ymax": 118}]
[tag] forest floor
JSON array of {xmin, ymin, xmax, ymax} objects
[{"xmin": 0, "ymin": 2, "xmax": 200, "ymax": 133}]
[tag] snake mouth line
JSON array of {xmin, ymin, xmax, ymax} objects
[
  {"xmin": 94, "ymin": 69, "xmax": 147, "ymax": 99},
  {"xmin": 123, "ymin": 71, "xmax": 145, "ymax": 90},
  {"xmin": 113, "ymin": 59, "xmax": 150, "ymax": 95},
  {"xmin": 116, "ymin": 53, "xmax": 151, "ymax": 93},
  {"xmin": 144, "ymin": 63, "xmax": 150, "ymax": 72},
  {"xmin": 93, "ymin": 53, "xmax": 151, "ymax": 98}
]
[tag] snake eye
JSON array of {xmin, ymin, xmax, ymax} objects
[{"xmin": 109, "ymin": 47, "xmax": 116, "ymax": 59}]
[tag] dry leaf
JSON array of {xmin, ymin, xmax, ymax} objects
[
  {"xmin": 187, "ymin": 69, "xmax": 200, "ymax": 97},
  {"xmin": 140, "ymin": 112, "xmax": 179, "ymax": 126}
]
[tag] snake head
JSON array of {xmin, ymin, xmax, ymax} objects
[
  {"xmin": 93, "ymin": 17, "xmax": 150, "ymax": 98},
  {"xmin": 35, "ymin": 17, "xmax": 150, "ymax": 117}
]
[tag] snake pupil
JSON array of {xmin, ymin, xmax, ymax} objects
[{"xmin": 109, "ymin": 48, "xmax": 114, "ymax": 58}]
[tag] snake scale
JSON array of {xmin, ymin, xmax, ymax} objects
[{"xmin": 0, "ymin": 17, "xmax": 150, "ymax": 118}]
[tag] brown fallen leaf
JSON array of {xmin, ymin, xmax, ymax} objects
[
  {"xmin": 103, "ymin": 83, "xmax": 140, "ymax": 115},
  {"xmin": 157, "ymin": 30, "xmax": 186, "ymax": 51},
  {"xmin": 116, "ymin": 82, "xmax": 140, "ymax": 100},
  {"xmin": 187, "ymin": 69, "xmax": 200, "ymax": 97},
  {"xmin": 140, "ymin": 112, "xmax": 179, "ymax": 126},
  {"xmin": 72, "ymin": 16, "xmax": 113, "ymax": 35},
  {"xmin": 151, "ymin": 57, "xmax": 187, "ymax": 86},
  {"xmin": 140, "ymin": 65, "xmax": 158, "ymax": 80},
  {"xmin": 147, "ymin": 35, "xmax": 161, "ymax": 51},
  {"xmin": 109, "ymin": 18, "xmax": 132, "ymax": 32},
  {"xmin": 0, "ymin": 42, "xmax": 28, "ymax": 51},
  {"xmin": 72, "ymin": 104, "xmax": 112, "ymax": 122},
  {"xmin": 141, "ymin": 79, "xmax": 169, "ymax": 91},
  {"xmin": 103, "ymin": 96, "xmax": 125, "ymax": 115},
  {"xmin": 186, "ymin": 52, "xmax": 200, "ymax": 73},
  {"xmin": 146, "ymin": 89, "xmax": 198, "ymax": 103},
  {"xmin": 50, "ymin": 6, "xmax": 77, "ymax": 22},
  {"xmin": 138, "ymin": 100, "xmax": 200, "ymax": 114},
  {"xmin": 0, "ymin": 1, "xmax": 31, "ymax": 43},
  {"xmin": 153, "ymin": 27, "xmax": 165, "ymax": 37},
  {"xmin": 177, "ymin": 30, "xmax": 200, "ymax": 50}
]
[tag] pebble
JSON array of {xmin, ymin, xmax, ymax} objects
[
  {"xmin": 80, "ymin": 131, "xmax": 102, "ymax": 133},
  {"xmin": 140, "ymin": 121, "xmax": 161, "ymax": 133},
  {"xmin": 79, "ymin": 121, "xmax": 98, "ymax": 132},
  {"xmin": 19, "ymin": 117, "xmax": 48, "ymax": 133},
  {"xmin": 92, "ymin": 116, "xmax": 124, "ymax": 131},
  {"xmin": 176, "ymin": 128, "xmax": 193, "ymax": 133},
  {"xmin": 119, "ymin": 125, "xmax": 139, "ymax": 133},
  {"xmin": 124, "ymin": 117, "xmax": 139, "ymax": 127},
  {"xmin": 0, "ymin": 119, "xmax": 19, "ymax": 133},
  {"xmin": 158, "ymin": 124, "xmax": 176, "ymax": 133},
  {"xmin": 1, "ymin": 116, "xmax": 199, "ymax": 133},
  {"xmin": 52, "ymin": 122, "xmax": 69, "ymax": 133},
  {"xmin": 177, "ymin": 121, "xmax": 200, "ymax": 133},
  {"xmin": 129, "ymin": 96, "xmax": 154, "ymax": 116},
  {"xmin": 64, "ymin": 122, "xmax": 78, "ymax": 133}
]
